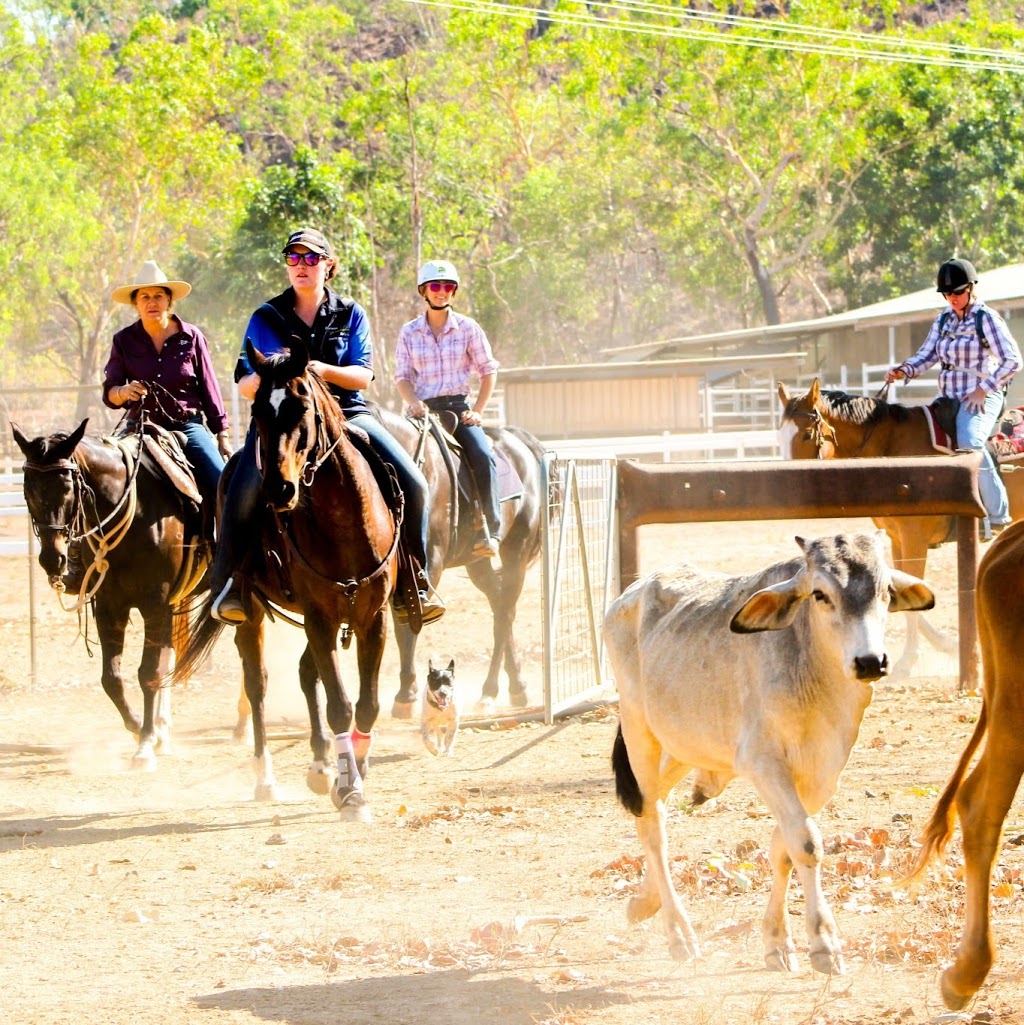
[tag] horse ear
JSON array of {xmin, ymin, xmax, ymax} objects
[
  {"xmin": 777, "ymin": 382, "xmax": 790, "ymax": 407},
  {"xmin": 245, "ymin": 337, "xmax": 267, "ymax": 373},
  {"xmin": 286, "ymin": 334, "xmax": 310, "ymax": 374},
  {"xmin": 52, "ymin": 419, "xmax": 88, "ymax": 462},
  {"xmin": 11, "ymin": 423, "xmax": 32, "ymax": 458},
  {"xmin": 809, "ymin": 378, "xmax": 821, "ymax": 405}
]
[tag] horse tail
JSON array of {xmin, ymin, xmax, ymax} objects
[
  {"xmin": 612, "ymin": 723, "xmax": 643, "ymax": 817},
  {"xmin": 172, "ymin": 594, "xmax": 225, "ymax": 684},
  {"xmin": 901, "ymin": 699, "xmax": 989, "ymax": 886}
]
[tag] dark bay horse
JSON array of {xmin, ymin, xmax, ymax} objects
[
  {"xmin": 778, "ymin": 378, "xmax": 1024, "ymax": 676},
  {"xmin": 13, "ymin": 419, "xmax": 210, "ymax": 768},
  {"xmin": 379, "ymin": 409, "xmax": 546, "ymax": 718},
  {"xmin": 174, "ymin": 340, "xmax": 398, "ymax": 821}
]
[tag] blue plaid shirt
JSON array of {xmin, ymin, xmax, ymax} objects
[{"xmin": 899, "ymin": 300, "xmax": 1021, "ymax": 399}]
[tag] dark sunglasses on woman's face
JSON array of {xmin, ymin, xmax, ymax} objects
[
  {"xmin": 284, "ymin": 252, "xmax": 326, "ymax": 267},
  {"xmin": 942, "ymin": 284, "xmax": 971, "ymax": 297},
  {"xmin": 426, "ymin": 281, "xmax": 457, "ymax": 293}
]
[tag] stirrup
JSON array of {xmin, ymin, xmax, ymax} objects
[{"xmin": 211, "ymin": 577, "xmax": 248, "ymax": 624}]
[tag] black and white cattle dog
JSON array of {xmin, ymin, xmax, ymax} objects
[{"xmin": 421, "ymin": 658, "xmax": 458, "ymax": 756}]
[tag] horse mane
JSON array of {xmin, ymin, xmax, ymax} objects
[{"xmin": 793, "ymin": 389, "xmax": 919, "ymax": 428}]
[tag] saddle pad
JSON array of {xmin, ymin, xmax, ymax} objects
[
  {"xmin": 922, "ymin": 405, "xmax": 955, "ymax": 456},
  {"xmin": 495, "ymin": 447, "xmax": 523, "ymax": 503},
  {"xmin": 142, "ymin": 432, "xmax": 202, "ymax": 504}
]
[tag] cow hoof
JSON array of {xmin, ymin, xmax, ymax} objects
[
  {"xmin": 626, "ymin": 895, "xmax": 660, "ymax": 924},
  {"xmin": 391, "ymin": 700, "xmax": 415, "ymax": 720},
  {"xmin": 254, "ymin": 782, "xmax": 279, "ymax": 802},
  {"xmin": 668, "ymin": 937, "xmax": 699, "ymax": 962},
  {"xmin": 306, "ymin": 766, "xmax": 335, "ymax": 796},
  {"xmin": 809, "ymin": 948, "xmax": 844, "ymax": 975},
  {"xmin": 764, "ymin": 948, "xmax": 798, "ymax": 972}
]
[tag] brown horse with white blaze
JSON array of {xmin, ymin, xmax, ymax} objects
[{"xmin": 174, "ymin": 339, "xmax": 399, "ymax": 821}]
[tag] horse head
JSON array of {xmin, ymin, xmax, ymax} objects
[
  {"xmin": 247, "ymin": 336, "xmax": 323, "ymax": 512},
  {"xmin": 12, "ymin": 418, "xmax": 89, "ymax": 585},
  {"xmin": 778, "ymin": 379, "xmax": 838, "ymax": 460}
]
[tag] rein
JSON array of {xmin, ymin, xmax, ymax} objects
[{"xmin": 23, "ymin": 429, "xmax": 144, "ymax": 612}]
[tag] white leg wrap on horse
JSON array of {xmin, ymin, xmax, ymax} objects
[{"xmin": 334, "ymin": 732, "xmax": 362, "ymax": 790}]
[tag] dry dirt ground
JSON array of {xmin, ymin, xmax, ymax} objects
[{"xmin": 2, "ymin": 517, "xmax": 1024, "ymax": 1025}]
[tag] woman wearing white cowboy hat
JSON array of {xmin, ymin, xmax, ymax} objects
[{"xmin": 102, "ymin": 260, "xmax": 232, "ymax": 532}]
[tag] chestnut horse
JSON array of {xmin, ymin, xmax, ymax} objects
[
  {"xmin": 380, "ymin": 410, "xmax": 546, "ymax": 717},
  {"xmin": 778, "ymin": 379, "xmax": 1024, "ymax": 677},
  {"xmin": 174, "ymin": 340, "xmax": 399, "ymax": 822},
  {"xmin": 13, "ymin": 419, "xmax": 211, "ymax": 768},
  {"xmin": 905, "ymin": 521, "xmax": 1024, "ymax": 1010}
]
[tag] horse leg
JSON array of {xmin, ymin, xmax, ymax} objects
[
  {"xmin": 233, "ymin": 677, "xmax": 253, "ymax": 745},
  {"xmin": 389, "ymin": 618, "xmax": 419, "ymax": 719},
  {"xmin": 94, "ymin": 602, "xmax": 144, "ymax": 742},
  {"xmin": 135, "ymin": 607, "xmax": 175, "ymax": 767},
  {"xmin": 465, "ymin": 555, "xmax": 529, "ymax": 708},
  {"xmin": 302, "ymin": 609, "xmax": 371, "ymax": 823},
  {"xmin": 297, "ymin": 643, "xmax": 336, "ymax": 797},
  {"xmin": 234, "ymin": 616, "xmax": 277, "ymax": 802},
  {"xmin": 351, "ymin": 610, "xmax": 385, "ymax": 777}
]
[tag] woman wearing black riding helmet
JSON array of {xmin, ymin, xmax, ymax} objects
[{"xmin": 886, "ymin": 258, "xmax": 1022, "ymax": 538}]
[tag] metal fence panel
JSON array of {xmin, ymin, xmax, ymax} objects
[{"xmin": 541, "ymin": 455, "xmax": 618, "ymax": 721}]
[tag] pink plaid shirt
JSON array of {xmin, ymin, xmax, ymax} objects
[{"xmin": 394, "ymin": 311, "xmax": 499, "ymax": 399}]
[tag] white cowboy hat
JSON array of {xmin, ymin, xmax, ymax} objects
[{"xmin": 111, "ymin": 261, "xmax": 192, "ymax": 304}]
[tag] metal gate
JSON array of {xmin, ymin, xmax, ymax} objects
[{"xmin": 540, "ymin": 454, "xmax": 618, "ymax": 721}]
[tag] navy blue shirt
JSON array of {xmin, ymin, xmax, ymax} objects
[{"xmin": 235, "ymin": 287, "xmax": 373, "ymax": 416}]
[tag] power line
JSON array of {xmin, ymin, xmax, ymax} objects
[{"xmin": 399, "ymin": 0, "xmax": 1024, "ymax": 74}]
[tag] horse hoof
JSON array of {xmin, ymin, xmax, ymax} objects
[
  {"xmin": 332, "ymin": 785, "xmax": 372, "ymax": 823},
  {"xmin": 391, "ymin": 700, "xmax": 415, "ymax": 720},
  {"xmin": 254, "ymin": 783, "xmax": 280, "ymax": 802},
  {"xmin": 509, "ymin": 689, "xmax": 529, "ymax": 709},
  {"xmin": 306, "ymin": 767, "xmax": 335, "ymax": 796},
  {"xmin": 668, "ymin": 937, "xmax": 699, "ymax": 962},
  {"xmin": 232, "ymin": 723, "xmax": 254, "ymax": 746},
  {"xmin": 474, "ymin": 696, "xmax": 497, "ymax": 714},
  {"xmin": 940, "ymin": 972, "xmax": 973, "ymax": 1011},
  {"xmin": 131, "ymin": 753, "xmax": 157, "ymax": 772}
]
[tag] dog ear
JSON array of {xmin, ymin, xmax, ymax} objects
[
  {"xmin": 446, "ymin": 658, "xmax": 455, "ymax": 674},
  {"xmin": 428, "ymin": 658, "xmax": 435, "ymax": 673}
]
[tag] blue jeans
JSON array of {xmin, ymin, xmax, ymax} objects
[
  {"xmin": 955, "ymin": 391, "xmax": 1009, "ymax": 524},
  {"xmin": 178, "ymin": 418, "xmax": 225, "ymax": 501},
  {"xmin": 425, "ymin": 396, "xmax": 500, "ymax": 536},
  {"xmin": 348, "ymin": 411, "xmax": 431, "ymax": 570}
]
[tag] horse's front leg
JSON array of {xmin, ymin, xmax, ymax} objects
[
  {"xmin": 297, "ymin": 643, "xmax": 335, "ymax": 797},
  {"xmin": 94, "ymin": 602, "xmax": 144, "ymax": 744},
  {"xmin": 389, "ymin": 617, "xmax": 420, "ymax": 719},
  {"xmin": 136, "ymin": 607, "xmax": 175, "ymax": 767},
  {"xmin": 234, "ymin": 616, "xmax": 277, "ymax": 801}
]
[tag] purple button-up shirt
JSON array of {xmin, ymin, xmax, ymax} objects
[{"xmin": 102, "ymin": 318, "xmax": 229, "ymax": 434}]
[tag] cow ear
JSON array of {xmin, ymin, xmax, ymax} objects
[
  {"xmin": 730, "ymin": 579, "xmax": 806, "ymax": 633},
  {"xmin": 888, "ymin": 570, "xmax": 935, "ymax": 613}
]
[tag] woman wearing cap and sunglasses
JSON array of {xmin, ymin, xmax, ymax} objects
[
  {"xmin": 104, "ymin": 260, "xmax": 232, "ymax": 538},
  {"xmin": 886, "ymin": 257, "xmax": 1022, "ymax": 537},
  {"xmin": 209, "ymin": 228, "xmax": 443, "ymax": 625}
]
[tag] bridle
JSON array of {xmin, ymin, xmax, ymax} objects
[{"xmin": 788, "ymin": 406, "xmax": 838, "ymax": 460}]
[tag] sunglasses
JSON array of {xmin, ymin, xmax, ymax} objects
[
  {"xmin": 426, "ymin": 281, "xmax": 457, "ymax": 293},
  {"xmin": 284, "ymin": 252, "xmax": 326, "ymax": 267},
  {"xmin": 942, "ymin": 284, "xmax": 971, "ymax": 297}
]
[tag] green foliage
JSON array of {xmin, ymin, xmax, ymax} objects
[{"xmin": 4, "ymin": 0, "xmax": 1024, "ymax": 388}]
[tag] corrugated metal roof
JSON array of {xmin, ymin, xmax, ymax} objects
[{"xmin": 602, "ymin": 262, "xmax": 1024, "ymax": 362}]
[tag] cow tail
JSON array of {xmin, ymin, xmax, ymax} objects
[
  {"xmin": 902, "ymin": 699, "xmax": 989, "ymax": 886},
  {"xmin": 612, "ymin": 723, "xmax": 644, "ymax": 817}
]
